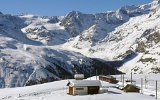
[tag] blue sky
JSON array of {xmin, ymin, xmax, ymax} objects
[{"xmin": 0, "ymin": 0, "xmax": 151, "ymax": 16}]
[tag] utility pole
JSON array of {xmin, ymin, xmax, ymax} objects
[
  {"xmin": 121, "ymin": 74, "xmax": 122, "ymax": 82},
  {"xmin": 141, "ymin": 78, "xmax": 143, "ymax": 94},
  {"xmin": 156, "ymin": 80, "xmax": 157, "ymax": 99},
  {"xmin": 96, "ymin": 69, "xmax": 97, "ymax": 80},
  {"xmin": 115, "ymin": 67, "xmax": 117, "ymax": 75},
  {"xmin": 90, "ymin": 69, "xmax": 91, "ymax": 80}
]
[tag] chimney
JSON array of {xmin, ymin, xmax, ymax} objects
[{"xmin": 74, "ymin": 74, "xmax": 84, "ymax": 80}]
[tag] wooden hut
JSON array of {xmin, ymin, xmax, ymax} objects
[
  {"xmin": 123, "ymin": 84, "xmax": 140, "ymax": 93},
  {"xmin": 67, "ymin": 80, "xmax": 101, "ymax": 95},
  {"xmin": 99, "ymin": 75, "xmax": 118, "ymax": 84}
]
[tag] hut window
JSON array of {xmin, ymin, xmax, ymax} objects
[{"xmin": 76, "ymin": 88, "xmax": 84, "ymax": 90}]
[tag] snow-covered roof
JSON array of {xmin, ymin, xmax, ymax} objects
[{"xmin": 68, "ymin": 80, "xmax": 101, "ymax": 87}]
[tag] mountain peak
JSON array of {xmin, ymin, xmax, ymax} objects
[{"xmin": 66, "ymin": 11, "xmax": 83, "ymax": 17}]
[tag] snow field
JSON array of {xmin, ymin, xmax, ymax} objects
[{"xmin": 0, "ymin": 74, "xmax": 160, "ymax": 100}]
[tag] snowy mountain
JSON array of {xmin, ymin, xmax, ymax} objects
[
  {"xmin": 0, "ymin": 0, "xmax": 160, "ymax": 88},
  {"xmin": 62, "ymin": 1, "xmax": 160, "ymax": 73}
]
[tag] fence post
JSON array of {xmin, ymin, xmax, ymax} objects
[
  {"xmin": 145, "ymin": 76, "xmax": 147, "ymax": 89},
  {"xmin": 131, "ymin": 72, "xmax": 132, "ymax": 84},
  {"xmin": 141, "ymin": 78, "xmax": 143, "ymax": 94},
  {"xmin": 156, "ymin": 80, "xmax": 157, "ymax": 99},
  {"xmin": 121, "ymin": 74, "xmax": 122, "ymax": 82},
  {"xmin": 123, "ymin": 74, "xmax": 125, "ymax": 87}
]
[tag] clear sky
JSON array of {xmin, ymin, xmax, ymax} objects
[{"xmin": 0, "ymin": 0, "xmax": 151, "ymax": 16}]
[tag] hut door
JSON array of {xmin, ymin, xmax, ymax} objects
[
  {"xmin": 69, "ymin": 87, "xmax": 73, "ymax": 95},
  {"xmin": 88, "ymin": 86, "xmax": 99, "ymax": 94}
]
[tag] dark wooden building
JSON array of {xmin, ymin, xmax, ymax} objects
[
  {"xmin": 123, "ymin": 84, "xmax": 140, "ymax": 93},
  {"xmin": 99, "ymin": 75, "xmax": 118, "ymax": 84}
]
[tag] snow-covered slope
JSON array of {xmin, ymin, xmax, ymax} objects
[
  {"xmin": 0, "ymin": 75, "xmax": 159, "ymax": 100},
  {"xmin": 0, "ymin": 0, "xmax": 160, "ymax": 88}
]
